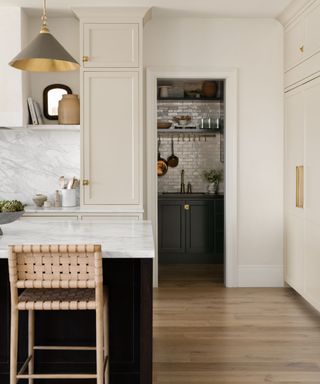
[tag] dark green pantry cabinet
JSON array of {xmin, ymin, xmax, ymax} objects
[{"xmin": 158, "ymin": 196, "xmax": 224, "ymax": 264}]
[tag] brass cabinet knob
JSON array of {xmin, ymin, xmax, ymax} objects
[
  {"xmin": 299, "ymin": 45, "xmax": 304, "ymax": 53},
  {"xmin": 82, "ymin": 179, "xmax": 89, "ymax": 186},
  {"xmin": 82, "ymin": 56, "xmax": 89, "ymax": 63},
  {"xmin": 184, "ymin": 204, "xmax": 190, "ymax": 210}
]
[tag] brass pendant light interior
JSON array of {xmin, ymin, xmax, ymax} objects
[{"xmin": 9, "ymin": 0, "xmax": 79, "ymax": 72}]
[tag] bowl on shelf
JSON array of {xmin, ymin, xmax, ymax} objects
[
  {"xmin": 173, "ymin": 116, "xmax": 192, "ymax": 126},
  {"xmin": 157, "ymin": 120, "xmax": 172, "ymax": 129},
  {"xmin": 0, "ymin": 211, "xmax": 24, "ymax": 235}
]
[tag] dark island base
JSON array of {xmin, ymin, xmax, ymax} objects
[{"xmin": 0, "ymin": 258, "xmax": 153, "ymax": 384}]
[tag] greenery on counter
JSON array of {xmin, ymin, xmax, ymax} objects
[
  {"xmin": 0, "ymin": 200, "xmax": 24, "ymax": 212},
  {"xmin": 203, "ymin": 169, "xmax": 224, "ymax": 183}
]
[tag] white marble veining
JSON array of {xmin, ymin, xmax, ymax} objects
[
  {"xmin": 0, "ymin": 220, "xmax": 154, "ymax": 259},
  {"xmin": 0, "ymin": 129, "xmax": 80, "ymax": 205}
]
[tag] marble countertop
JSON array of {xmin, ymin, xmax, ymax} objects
[
  {"xmin": 25, "ymin": 206, "xmax": 144, "ymax": 214},
  {"xmin": 0, "ymin": 219, "xmax": 154, "ymax": 259}
]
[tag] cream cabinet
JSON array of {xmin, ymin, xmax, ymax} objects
[
  {"xmin": 83, "ymin": 23, "xmax": 139, "ymax": 68},
  {"xmin": 284, "ymin": 1, "xmax": 320, "ymax": 79},
  {"xmin": 285, "ymin": 76, "xmax": 320, "ymax": 312},
  {"xmin": 285, "ymin": 88, "xmax": 305, "ymax": 294},
  {"xmin": 82, "ymin": 71, "xmax": 141, "ymax": 206},
  {"xmin": 74, "ymin": 8, "xmax": 146, "ymax": 212},
  {"xmin": 304, "ymin": 3, "xmax": 320, "ymax": 60},
  {"xmin": 284, "ymin": 18, "xmax": 304, "ymax": 71}
]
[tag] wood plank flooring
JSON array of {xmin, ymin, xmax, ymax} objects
[{"xmin": 153, "ymin": 265, "xmax": 320, "ymax": 383}]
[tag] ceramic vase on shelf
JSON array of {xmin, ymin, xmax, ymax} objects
[
  {"xmin": 201, "ymin": 81, "xmax": 217, "ymax": 98},
  {"xmin": 207, "ymin": 181, "xmax": 219, "ymax": 194},
  {"xmin": 58, "ymin": 94, "xmax": 80, "ymax": 125}
]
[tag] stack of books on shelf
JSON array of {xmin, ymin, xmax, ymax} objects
[{"xmin": 27, "ymin": 97, "xmax": 44, "ymax": 125}]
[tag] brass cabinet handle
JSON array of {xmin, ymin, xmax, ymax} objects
[
  {"xmin": 184, "ymin": 204, "xmax": 190, "ymax": 210},
  {"xmin": 299, "ymin": 45, "xmax": 304, "ymax": 53},
  {"xmin": 296, "ymin": 165, "xmax": 304, "ymax": 208},
  {"xmin": 82, "ymin": 56, "xmax": 89, "ymax": 63},
  {"xmin": 82, "ymin": 179, "xmax": 89, "ymax": 186}
]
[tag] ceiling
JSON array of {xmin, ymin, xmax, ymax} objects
[{"xmin": 0, "ymin": 0, "xmax": 294, "ymax": 18}]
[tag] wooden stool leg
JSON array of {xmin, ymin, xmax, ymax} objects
[
  {"xmin": 28, "ymin": 310, "xmax": 35, "ymax": 384},
  {"xmin": 10, "ymin": 308, "xmax": 18, "ymax": 384},
  {"xmin": 103, "ymin": 295, "xmax": 109, "ymax": 384},
  {"xmin": 96, "ymin": 305, "xmax": 104, "ymax": 384}
]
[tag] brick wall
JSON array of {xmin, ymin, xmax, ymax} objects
[
  {"xmin": 157, "ymin": 100, "xmax": 224, "ymax": 193},
  {"xmin": 158, "ymin": 135, "xmax": 224, "ymax": 193}
]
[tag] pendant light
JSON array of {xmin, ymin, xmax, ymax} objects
[{"xmin": 9, "ymin": 0, "xmax": 79, "ymax": 72}]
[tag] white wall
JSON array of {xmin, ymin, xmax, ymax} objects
[
  {"xmin": 0, "ymin": 7, "xmax": 26, "ymax": 127},
  {"xmin": 144, "ymin": 17, "xmax": 284, "ymax": 286}
]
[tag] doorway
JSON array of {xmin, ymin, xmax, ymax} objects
[{"xmin": 146, "ymin": 68, "xmax": 238, "ymax": 287}]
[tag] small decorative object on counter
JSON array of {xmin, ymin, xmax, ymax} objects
[
  {"xmin": 54, "ymin": 190, "xmax": 62, "ymax": 207},
  {"xmin": 203, "ymin": 168, "xmax": 224, "ymax": 194},
  {"xmin": 61, "ymin": 189, "xmax": 76, "ymax": 207},
  {"xmin": 201, "ymin": 81, "xmax": 217, "ymax": 98},
  {"xmin": 58, "ymin": 176, "xmax": 79, "ymax": 207},
  {"xmin": 58, "ymin": 94, "xmax": 80, "ymax": 124},
  {"xmin": 32, "ymin": 194, "xmax": 47, "ymax": 207},
  {"xmin": 43, "ymin": 201, "xmax": 52, "ymax": 208},
  {"xmin": 187, "ymin": 182, "xmax": 192, "ymax": 194},
  {"xmin": 0, "ymin": 200, "xmax": 24, "ymax": 235}
]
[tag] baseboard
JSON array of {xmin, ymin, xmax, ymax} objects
[{"xmin": 238, "ymin": 264, "xmax": 284, "ymax": 287}]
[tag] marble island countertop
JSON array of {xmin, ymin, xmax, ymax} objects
[
  {"xmin": 24, "ymin": 206, "xmax": 144, "ymax": 214},
  {"xmin": 0, "ymin": 219, "xmax": 154, "ymax": 259}
]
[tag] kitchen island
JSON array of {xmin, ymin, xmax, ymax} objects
[{"xmin": 0, "ymin": 219, "xmax": 154, "ymax": 384}]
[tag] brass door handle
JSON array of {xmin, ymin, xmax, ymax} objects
[
  {"xmin": 82, "ymin": 179, "xmax": 89, "ymax": 186},
  {"xmin": 82, "ymin": 56, "xmax": 89, "ymax": 63},
  {"xmin": 184, "ymin": 204, "xmax": 190, "ymax": 210},
  {"xmin": 296, "ymin": 165, "xmax": 304, "ymax": 208},
  {"xmin": 299, "ymin": 45, "xmax": 304, "ymax": 53}
]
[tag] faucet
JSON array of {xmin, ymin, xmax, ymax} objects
[{"xmin": 180, "ymin": 169, "xmax": 185, "ymax": 193}]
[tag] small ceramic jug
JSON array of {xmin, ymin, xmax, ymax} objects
[{"xmin": 58, "ymin": 94, "xmax": 80, "ymax": 125}]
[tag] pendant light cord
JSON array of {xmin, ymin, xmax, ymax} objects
[{"xmin": 40, "ymin": 0, "xmax": 49, "ymax": 33}]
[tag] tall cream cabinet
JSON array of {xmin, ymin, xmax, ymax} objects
[
  {"xmin": 285, "ymin": 87, "xmax": 304, "ymax": 295},
  {"xmin": 82, "ymin": 71, "xmax": 140, "ymax": 206},
  {"xmin": 74, "ymin": 8, "xmax": 148, "ymax": 212},
  {"xmin": 285, "ymin": 76, "xmax": 320, "ymax": 312},
  {"xmin": 284, "ymin": 1, "xmax": 320, "ymax": 90}
]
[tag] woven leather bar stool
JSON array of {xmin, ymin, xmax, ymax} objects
[{"xmin": 8, "ymin": 244, "xmax": 109, "ymax": 384}]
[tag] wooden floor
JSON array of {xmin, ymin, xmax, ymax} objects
[{"xmin": 153, "ymin": 264, "xmax": 320, "ymax": 383}]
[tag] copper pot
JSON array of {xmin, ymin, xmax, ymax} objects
[{"xmin": 157, "ymin": 138, "xmax": 168, "ymax": 177}]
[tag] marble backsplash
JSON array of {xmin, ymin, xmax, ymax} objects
[{"xmin": 0, "ymin": 129, "xmax": 80, "ymax": 205}]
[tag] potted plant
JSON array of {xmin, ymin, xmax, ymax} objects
[
  {"xmin": 0, "ymin": 200, "xmax": 25, "ymax": 235},
  {"xmin": 203, "ymin": 169, "xmax": 223, "ymax": 194}
]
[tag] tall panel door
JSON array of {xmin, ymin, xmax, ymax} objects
[
  {"xmin": 185, "ymin": 200, "xmax": 213, "ymax": 254},
  {"xmin": 83, "ymin": 71, "xmax": 140, "ymax": 206},
  {"xmin": 303, "ymin": 77, "xmax": 320, "ymax": 308},
  {"xmin": 83, "ymin": 23, "xmax": 139, "ymax": 68},
  {"xmin": 158, "ymin": 200, "xmax": 185, "ymax": 254},
  {"xmin": 285, "ymin": 88, "xmax": 305, "ymax": 293}
]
